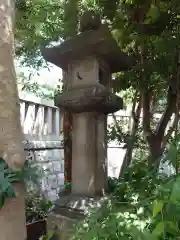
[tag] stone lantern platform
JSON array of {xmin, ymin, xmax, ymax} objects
[
  {"xmin": 54, "ymin": 83, "xmax": 123, "ymax": 114},
  {"xmin": 41, "ymin": 11, "xmax": 133, "ymax": 239}
]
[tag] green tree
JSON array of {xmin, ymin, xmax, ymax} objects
[
  {"xmin": 17, "ymin": 71, "xmax": 59, "ymax": 100},
  {"xmin": 15, "ymin": 0, "xmax": 64, "ymax": 67},
  {"xmin": 101, "ymin": 0, "xmax": 180, "ymax": 168},
  {"xmin": 15, "ymin": 0, "xmax": 180, "ymax": 170}
]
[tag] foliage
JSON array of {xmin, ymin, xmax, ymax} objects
[
  {"xmin": 25, "ymin": 189, "xmax": 52, "ymax": 223},
  {"xmin": 15, "ymin": 0, "xmax": 64, "ymax": 68},
  {"xmin": 13, "ymin": 3, "xmax": 180, "ymax": 239},
  {"xmin": 13, "ymin": 2, "xmax": 180, "ymax": 239},
  {"xmin": 64, "ymin": 181, "xmax": 72, "ymax": 190},
  {"xmin": 107, "ymin": 0, "xmax": 180, "ymax": 165},
  {"xmin": 17, "ymin": 71, "xmax": 60, "ymax": 100},
  {"xmin": 72, "ymin": 141, "xmax": 180, "ymax": 240},
  {"xmin": 0, "ymin": 157, "xmax": 40, "ymax": 209},
  {"xmin": 15, "ymin": 0, "xmax": 180, "ymax": 167},
  {"xmin": 39, "ymin": 231, "xmax": 56, "ymax": 240}
]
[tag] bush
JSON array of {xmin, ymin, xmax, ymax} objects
[{"xmin": 72, "ymin": 146, "xmax": 180, "ymax": 240}]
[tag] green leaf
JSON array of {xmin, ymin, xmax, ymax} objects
[
  {"xmin": 5, "ymin": 186, "xmax": 16, "ymax": 199},
  {"xmin": 144, "ymin": 4, "xmax": 160, "ymax": 24},
  {"xmin": 0, "ymin": 177, "xmax": 11, "ymax": 193},
  {"xmin": 167, "ymin": 221, "xmax": 179, "ymax": 233},
  {"xmin": 153, "ymin": 221, "xmax": 165, "ymax": 236},
  {"xmin": 166, "ymin": 143, "xmax": 177, "ymax": 169},
  {"xmin": 0, "ymin": 194, "xmax": 5, "ymax": 209},
  {"xmin": 7, "ymin": 171, "xmax": 23, "ymax": 183},
  {"xmin": 39, "ymin": 231, "xmax": 56, "ymax": 240},
  {"xmin": 0, "ymin": 157, "xmax": 40, "ymax": 210},
  {"xmin": 47, "ymin": 231, "xmax": 55, "ymax": 239},
  {"xmin": 153, "ymin": 200, "xmax": 164, "ymax": 217},
  {"xmin": 143, "ymin": 232, "xmax": 158, "ymax": 240},
  {"xmin": 39, "ymin": 236, "xmax": 45, "ymax": 240},
  {"xmin": 170, "ymin": 176, "xmax": 180, "ymax": 202},
  {"xmin": 0, "ymin": 158, "xmax": 5, "ymax": 172}
]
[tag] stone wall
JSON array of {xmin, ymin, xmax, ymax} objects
[
  {"xmin": 20, "ymin": 95, "xmax": 64, "ymax": 202},
  {"xmin": 24, "ymin": 137, "xmax": 64, "ymax": 202}
]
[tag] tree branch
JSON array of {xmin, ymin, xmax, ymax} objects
[
  {"xmin": 132, "ymin": 96, "xmax": 141, "ymax": 122},
  {"xmin": 155, "ymin": 87, "xmax": 176, "ymax": 141},
  {"xmin": 112, "ymin": 113, "xmax": 118, "ymax": 127},
  {"xmin": 142, "ymin": 90, "xmax": 152, "ymax": 137},
  {"xmin": 156, "ymin": 50, "xmax": 180, "ymax": 142},
  {"xmin": 162, "ymin": 113, "xmax": 179, "ymax": 149},
  {"xmin": 119, "ymin": 98, "xmax": 141, "ymax": 176}
]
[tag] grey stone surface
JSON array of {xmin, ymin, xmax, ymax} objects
[
  {"xmin": 47, "ymin": 195, "xmax": 108, "ymax": 240},
  {"xmin": 41, "ymin": 24, "xmax": 134, "ymax": 72},
  {"xmin": 52, "ymin": 162, "xmax": 62, "ymax": 173},
  {"xmin": 54, "ymin": 195, "xmax": 108, "ymax": 214},
  {"xmin": 55, "ymin": 83, "xmax": 123, "ymax": 114},
  {"xmin": 24, "ymin": 140, "xmax": 64, "ymax": 202},
  {"xmin": 23, "ymin": 140, "xmax": 63, "ymax": 150}
]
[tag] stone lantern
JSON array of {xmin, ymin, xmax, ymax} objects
[{"xmin": 41, "ymin": 11, "xmax": 133, "ymax": 239}]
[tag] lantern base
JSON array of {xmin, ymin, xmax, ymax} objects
[{"xmin": 47, "ymin": 194, "xmax": 108, "ymax": 240}]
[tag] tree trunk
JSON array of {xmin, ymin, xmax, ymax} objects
[
  {"xmin": 63, "ymin": 0, "xmax": 78, "ymax": 185},
  {"xmin": 147, "ymin": 136, "xmax": 163, "ymax": 168},
  {"xmin": 63, "ymin": 109, "xmax": 72, "ymax": 184},
  {"xmin": 0, "ymin": 1, "xmax": 26, "ymax": 239},
  {"xmin": 142, "ymin": 85, "xmax": 177, "ymax": 168},
  {"xmin": 119, "ymin": 97, "xmax": 141, "ymax": 176}
]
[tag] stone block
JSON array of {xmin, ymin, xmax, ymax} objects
[
  {"xmin": 55, "ymin": 83, "xmax": 123, "ymax": 114},
  {"xmin": 52, "ymin": 162, "xmax": 62, "ymax": 173},
  {"xmin": 47, "ymin": 212, "xmax": 75, "ymax": 240},
  {"xmin": 60, "ymin": 162, "xmax": 64, "ymax": 172},
  {"xmin": 47, "ymin": 195, "xmax": 108, "ymax": 239},
  {"xmin": 42, "ymin": 162, "xmax": 54, "ymax": 173},
  {"xmin": 52, "ymin": 149, "xmax": 64, "ymax": 161},
  {"xmin": 48, "ymin": 175, "xmax": 59, "ymax": 189},
  {"xmin": 40, "ymin": 178, "xmax": 49, "ymax": 191},
  {"xmin": 48, "ymin": 190, "xmax": 59, "ymax": 202},
  {"xmin": 57, "ymin": 173, "xmax": 64, "ymax": 186},
  {"xmin": 25, "ymin": 150, "xmax": 35, "ymax": 163},
  {"xmin": 34, "ymin": 150, "xmax": 49, "ymax": 163}
]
